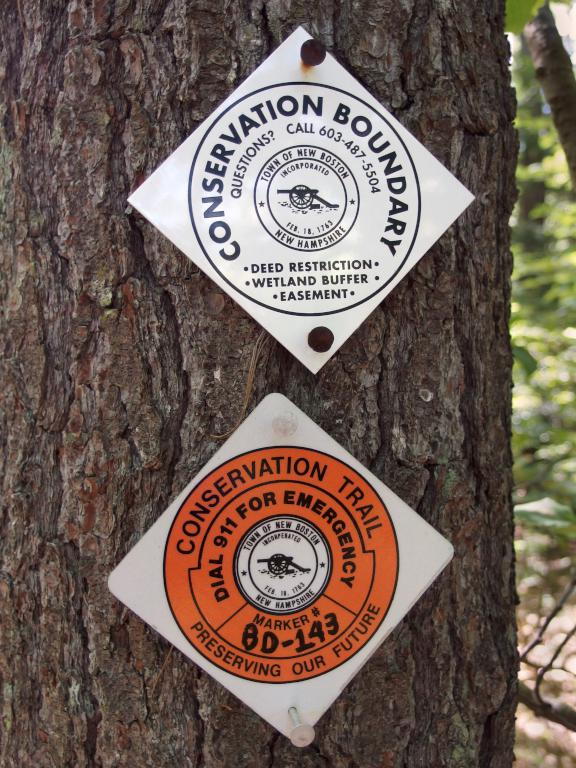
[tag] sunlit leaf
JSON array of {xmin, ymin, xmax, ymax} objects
[
  {"xmin": 505, "ymin": 0, "xmax": 541, "ymax": 33},
  {"xmin": 515, "ymin": 497, "xmax": 576, "ymax": 538},
  {"xmin": 515, "ymin": 497, "xmax": 571, "ymax": 516},
  {"xmin": 513, "ymin": 344, "xmax": 538, "ymax": 377}
]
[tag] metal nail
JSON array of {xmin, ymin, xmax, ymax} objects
[
  {"xmin": 300, "ymin": 39, "xmax": 326, "ymax": 66},
  {"xmin": 288, "ymin": 706, "xmax": 315, "ymax": 747},
  {"xmin": 308, "ymin": 326, "xmax": 334, "ymax": 352}
]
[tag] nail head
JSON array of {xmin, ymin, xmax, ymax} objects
[
  {"xmin": 288, "ymin": 707, "xmax": 315, "ymax": 747},
  {"xmin": 300, "ymin": 39, "xmax": 326, "ymax": 66},
  {"xmin": 419, "ymin": 388, "xmax": 434, "ymax": 403},
  {"xmin": 308, "ymin": 326, "xmax": 334, "ymax": 353},
  {"xmin": 204, "ymin": 292, "xmax": 226, "ymax": 315},
  {"xmin": 290, "ymin": 722, "xmax": 316, "ymax": 748}
]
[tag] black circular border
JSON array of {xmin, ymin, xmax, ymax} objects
[
  {"xmin": 264, "ymin": 154, "xmax": 349, "ymax": 243},
  {"xmin": 163, "ymin": 446, "xmax": 400, "ymax": 683},
  {"xmin": 255, "ymin": 145, "xmax": 359, "ymax": 249},
  {"xmin": 235, "ymin": 514, "xmax": 332, "ymax": 613},
  {"xmin": 188, "ymin": 82, "xmax": 422, "ymax": 317},
  {"xmin": 188, "ymin": 478, "xmax": 376, "ymax": 662}
]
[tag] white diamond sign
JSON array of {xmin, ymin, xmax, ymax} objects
[
  {"xmin": 129, "ymin": 27, "xmax": 474, "ymax": 373},
  {"xmin": 108, "ymin": 394, "xmax": 453, "ymax": 743}
]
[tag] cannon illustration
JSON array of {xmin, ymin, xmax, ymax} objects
[
  {"xmin": 257, "ymin": 553, "xmax": 311, "ymax": 577},
  {"xmin": 277, "ymin": 184, "xmax": 338, "ymax": 211}
]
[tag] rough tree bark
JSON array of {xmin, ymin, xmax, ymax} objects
[{"xmin": 0, "ymin": 2, "xmax": 517, "ymax": 767}]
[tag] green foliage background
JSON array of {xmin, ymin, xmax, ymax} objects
[
  {"xmin": 507, "ymin": 10, "xmax": 576, "ymax": 764},
  {"xmin": 511, "ymin": 38, "xmax": 576, "ymax": 541}
]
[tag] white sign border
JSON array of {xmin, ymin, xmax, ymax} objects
[
  {"xmin": 128, "ymin": 26, "xmax": 474, "ymax": 373},
  {"xmin": 109, "ymin": 393, "xmax": 454, "ymax": 739}
]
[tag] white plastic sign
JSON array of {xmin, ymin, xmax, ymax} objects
[
  {"xmin": 128, "ymin": 27, "xmax": 474, "ymax": 373},
  {"xmin": 109, "ymin": 394, "xmax": 453, "ymax": 742}
]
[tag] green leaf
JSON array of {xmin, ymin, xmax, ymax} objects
[
  {"xmin": 505, "ymin": 0, "xmax": 541, "ymax": 34},
  {"xmin": 513, "ymin": 344, "xmax": 538, "ymax": 376}
]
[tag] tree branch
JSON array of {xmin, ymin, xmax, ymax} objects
[
  {"xmin": 520, "ymin": 571, "xmax": 576, "ymax": 661},
  {"xmin": 518, "ymin": 681, "xmax": 576, "ymax": 732},
  {"xmin": 535, "ymin": 623, "xmax": 576, "ymax": 706},
  {"xmin": 525, "ymin": 4, "xmax": 576, "ymax": 189}
]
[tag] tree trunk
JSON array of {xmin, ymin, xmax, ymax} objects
[
  {"xmin": 525, "ymin": 4, "xmax": 576, "ymax": 190},
  {"xmin": 0, "ymin": 2, "xmax": 517, "ymax": 767}
]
